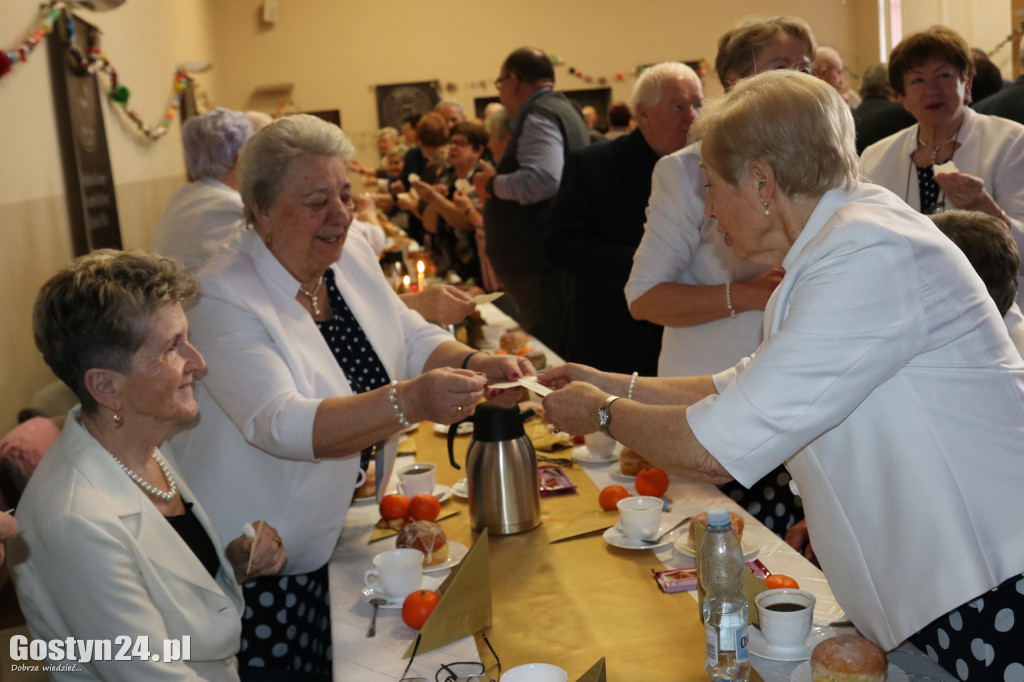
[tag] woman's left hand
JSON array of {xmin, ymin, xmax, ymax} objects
[
  {"xmin": 541, "ymin": 381, "xmax": 608, "ymax": 436},
  {"xmin": 469, "ymin": 353, "xmax": 536, "ymax": 407},
  {"xmin": 934, "ymin": 171, "xmax": 1003, "ymax": 218},
  {"xmin": 226, "ymin": 521, "xmax": 287, "ymax": 582}
]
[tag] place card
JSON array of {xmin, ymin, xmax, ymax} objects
[{"xmin": 472, "ymin": 292, "xmax": 504, "ymax": 305}]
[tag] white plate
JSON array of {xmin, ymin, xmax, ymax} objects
[
  {"xmin": 602, "ymin": 519, "xmax": 686, "ymax": 550},
  {"xmin": 433, "ymin": 422, "xmax": 474, "ymax": 436},
  {"xmin": 394, "ymin": 483, "xmax": 453, "ymax": 504},
  {"xmin": 423, "ymin": 540, "xmax": 468, "ymax": 573},
  {"xmin": 674, "ymin": 524, "xmax": 760, "ymax": 560},
  {"xmin": 608, "ymin": 470, "xmax": 637, "ymax": 482},
  {"xmin": 749, "ymin": 625, "xmax": 835, "ymax": 662},
  {"xmin": 452, "ymin": 478, "xmax": 468, "ymax": 499},
  {"xmin": 360, "ymin": 573, "xmax": 444, "ymax": 609},
  {"xmin": 573, "ymin": 445, "xmax": 619, "ymax": 465},
  {"xmin": 352, "ymin": 494, "xmax": 378, "ymax": 505},
  {"xmin": 791, "ymin": 660, "xmax": 907, "ymax": 682}
]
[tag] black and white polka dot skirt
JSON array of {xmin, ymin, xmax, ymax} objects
[
  {"xmin": 237, "ymin": 564, "xmax": 332, "ymax": 678},
  {"xmin": 719, "ymin": 464, "xmax": 803, "ymax": 538},
  {"xmin": 910, "ymin": 572, "xmax": 1024, "ymax": 681}
]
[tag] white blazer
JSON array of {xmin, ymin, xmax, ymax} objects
[
  {"xmin": 688, "ymin": 184, "xmax": 1024, "ymax": 650},
  {"xmin": 9, "ymin": 410, "xmax": 244, "ymax": 682},
  {"xmin": 148, "ymin": 179, "xmax": 247, "ymax": 273},
  {"xmin": 625, "ymin": 143, "xmax": 768, "ymax": 376},
  {"xmin": 170, "ymin": 229, "xmax": 451, "ymax": 574},
  {"xmin": 860, "ymin": 107, "xmax": 1024, "ymax": 306}
]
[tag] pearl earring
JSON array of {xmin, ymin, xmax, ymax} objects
[{"xmin": 760, "ymin": 197, "xmax": 770, "ymax": 216}]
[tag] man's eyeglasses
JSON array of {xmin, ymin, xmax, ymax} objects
[
  {"xmin": 493, "ymin": 75, "xmax": 511, "ymax": 89},
  {"xmin": 400, "ymin": 632, "xmax": 501, "ymax": 682}
]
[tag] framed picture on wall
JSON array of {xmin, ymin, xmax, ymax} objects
[
  {"xmin": 303, "ymin": 109, "xmax": 342, "ymax": 127},
  {"xmin": 376, "ymin": 81, "xmax": 439, "ymax": 129}
]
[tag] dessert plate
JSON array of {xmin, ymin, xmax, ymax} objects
[
  {"xmin": 790, "ymin": 660, "xmax": 907, "ymax": 682},
  {"xmin": 422, "ymin": 541, "xmax": 468, "ymax": 573}
]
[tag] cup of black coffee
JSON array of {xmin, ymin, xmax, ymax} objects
[{"xmin": 754, "ymin": 588, "xmax": 816, "ymax": 650}]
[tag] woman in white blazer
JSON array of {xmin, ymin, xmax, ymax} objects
[
  {"xmin": 9, "ymin": 250, "xmax": 286, "ymax": 681},
  {"xmin": 541, "ymin": 71, "xmax": 1024, "ymax": 681},
  {"xmin": 169, "ymin": 114, "xmax": 531, "ymax": 678},
  {"xmin": 860, "ymin": 26, "xmax": 1024, "ymax": 307}
]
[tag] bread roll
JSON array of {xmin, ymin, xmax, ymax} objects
[
  {"xmin": 688, "ymin": 511, "xmax": 744, "ymax": 545},
  {"xmin": 500, "ymin": 329, "xmax": 530, "ymax": 353},
  {"xmin": 395, "ymin": 520, "xmax": 449, "ymax": 566},
  {"xmin": 811, "ymin": 635, "xmax": 888, "ymax": 682},
  {"xmin": 620, "ymin": 448, "xmax": 650, "ymax": 476}
]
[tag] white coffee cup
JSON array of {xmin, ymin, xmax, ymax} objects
[
  {"xmin": 352, "ymin": 467, "xmax": 367, "ymax": 489},
  {"xmin": 616, "ymin": 495, "xmax": 662, "ymax": 541},
  {"xmin": 584, "ymin": 432, "xmax": 616, "ymax": 457},
  {"xmin": 398, "ymin": 462, "xmax": 436, "ymax": 497},
  {"xmin": 754, "ymin": 588, "xmax": 816, "ymax": 650},
  {"xmin": 480, "ymin": 324, "xmax": 504, "ymax": 348},
  {"xmin": 501, "ymin": 663, "xmax": 568, "ymax": 682},
  {"xmin": 363, "ymin": 548, "xmax": 423, "ymax": 602}
]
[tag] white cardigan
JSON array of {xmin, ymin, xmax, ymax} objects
[
  {"xmin": 689, "ymin": 184, "xmax": 1024, "ymax": 650},
  {"xmin": 10, "ymin": 411, "xmax": 244, "ymax": 682},
  {"xmin": 860, "ymin": 107, "xmax": 1024, "ymax": 306},
  {"xmin": 170, "ymin": 230, "xmax": 450, "ymax": 574}
]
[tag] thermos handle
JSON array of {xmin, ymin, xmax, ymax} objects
[
  {"xmin": 447, "ymin": 416, "xmax": 472, "ymax": 470},
  {"xmin": 519, "ymin": 408, "xmax": 535, "ymax": 422}
]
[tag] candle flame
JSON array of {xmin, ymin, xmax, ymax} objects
[
  {"xmin": 403, "ymin": 275, "xmax": 411, "ymax": 286},
  {"xmin": 417, "ymin": 260, "xmax": 425, "ymax": 274}
]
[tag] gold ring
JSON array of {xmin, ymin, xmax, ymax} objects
[{"xmin": 273, "ymin": 536, "xmax": 283, "ymax": 548}]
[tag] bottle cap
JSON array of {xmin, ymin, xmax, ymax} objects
[{"xmin": 706, "ymin": 506, "xmax": 731, "ymax": 527}]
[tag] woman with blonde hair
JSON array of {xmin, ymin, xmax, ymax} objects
[{"xmin": 542, "ymin": 71, "xmax": 1024, "ymax": 680}]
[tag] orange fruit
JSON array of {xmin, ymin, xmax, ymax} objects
[
  {"xmin": 379, "ymin": 494, "xmax": 410, "ymax": 521},
  {"xmin": 635, "ymin": 467, "xmax": 669, "ymax": 497},
  {"xmin": 401, "ymin": 589, "xmax": 441, "ymax": 629},
  {"xmin": 407, "ymin": 493, "xmax": 441, "ymax": 522},
  {"xmin": 598, "ymin": 485, "xmax": 630, "ymax": 511},
  {"xmin": 764, "ymin": 574, "xmax": 800, "ymax": 590}
]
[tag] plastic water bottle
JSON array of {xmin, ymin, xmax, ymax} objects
[{"xmin": 699, "ymin": 506, "xmax": 750, "ymax": 681}]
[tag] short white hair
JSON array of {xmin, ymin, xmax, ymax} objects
[{"xmin": 631, "ymin": 62, "xmax": 700, "ymax": 111}]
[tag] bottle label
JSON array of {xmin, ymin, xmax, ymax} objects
[
  {"xmin": 736, "ymin": 624, "xmax": 749, "ymax": 662},
  {"xmin": 704, "ymin": 623, "xmax": 718, "ymax": 665},
  {"xmin": 718, "ymin": 610, "xmax": 741, "ymax": 652}
]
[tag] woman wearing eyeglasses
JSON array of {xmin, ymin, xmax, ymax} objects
[
  {"xmin": 861, "ymin": 26, "xmax": 1024, "ymax": 305},
  {"xmin": 170, "ymin": 114, "xmax": 531, "ymax": 679}
]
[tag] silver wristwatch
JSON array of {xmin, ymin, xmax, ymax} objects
[{"xmin": 597, "ymin": 396, "xmax": 621, "ymax": 438}]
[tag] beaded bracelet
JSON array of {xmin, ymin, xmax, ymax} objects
[
  {"xmin": 627, "ymin": 371, "xmax": 639, "ymax": 400},
  {"xmin": 725, "ymin": 281, "xmax": 738, "ymax": 318},
  {"xmin": 387, "ymin": 380, "xmax": 412, "ymax": 429}
]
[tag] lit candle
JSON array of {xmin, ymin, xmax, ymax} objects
[
  {"xmin": 402, "ymin": 274, "xmax": 411, "ymax": 293},
  {"xmin": 416, "ymin": 260, "xmax": 425, "ymax": 292}
]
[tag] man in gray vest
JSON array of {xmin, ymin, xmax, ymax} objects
[{"xmin": 475, "ymin": 47, "xmax": 590, "ymax": 353}]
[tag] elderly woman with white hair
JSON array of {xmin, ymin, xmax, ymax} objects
[
  {"xmin": 150, "ymin": 108, "xmax": 255, "ymax": 271},
  {"xmin": 542, "ymin": 70, "xmax": 1024, "ymax": 680},
  {"xmin": 170, "ymin": 114, "xmax": 531, "ymax": 678},
  {"xmin": 545, "ymin": 61, "xmax": 703, "ymax": 376}
]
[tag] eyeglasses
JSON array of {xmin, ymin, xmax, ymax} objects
[
  {"xmin": 493, "ymin": 75, "xmax": 511, "ymax": 89},
  {"xmin": 400, "ymin": 632, "xmax": 501, "ymax": 682},
  {"xmin": 447, "ymin": 138, "xmax": 470, "ymax": 148}
]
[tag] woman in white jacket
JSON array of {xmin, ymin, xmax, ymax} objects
[{"xmin": 171, "ymin": 114, "xmax": 529, "ymax": 678}]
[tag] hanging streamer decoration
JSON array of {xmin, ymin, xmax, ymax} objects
[{"xmin": 2, "ymin": 1, "xmax": 193, "ymax": 141}]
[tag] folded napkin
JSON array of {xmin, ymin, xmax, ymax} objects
[
  {"xmin": 550, "ymin": 511, "xmax": 618, "ymax": 543},
  {"xmin": 692, "ymin": 522, "xmax": 767, "ymax": 625},
  {"xmin": 404, "ymin": 530, "xmax": 492, "ymax": 657},
  {"xmin": 370, "ymin": 509, "xmax": 461, "ymax": 543},
  {"xmin": 525, "ymin": 420, "xmax": 572, "ymax": 452},
  {"xmin": 576, "ymin": 657, "xmax": 607, "ymax": 682}
]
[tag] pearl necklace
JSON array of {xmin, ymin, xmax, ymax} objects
[
  {"xmin": 78, "ymin": 419, "xmax": 178, "ymax": 502},
  {"xmin": 298, "ymin": 275, "xmax": 325, "ymax": 317}
]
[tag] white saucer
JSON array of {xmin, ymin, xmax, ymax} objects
[
  {"xmin": 452, "ymin": 478, "xmax": 468, "ymax": 499},
  {"xmin": 608, "ymin": 470, "xmax": 637, "ymax": 482},
  {"xmin": 602, "ymin": 519, "xmax": 685, "ymax": 550},
  {"xmin": 361, "ymin": 573, "xmax": 444, "ymax": 609},
  {"xmin": 395, "ymin": 483, "xmax": 453, "ymax": 504},
  {"xmin": 572, "ymin": 445, "xmax": 619, "ymax": 465},
  {"xmin": 351, "ymin": 495, "xmax": 378, "ymax": 505},
  {"xmin": 422, "ymin": 541, "xmax": 468, "ymax": 573},
  {"xmin": 433, "ymin": 422, "xmax": 473, "ymax": 436},
  {"xmin": 790, "ymin": 660, "xmax": 907, "ymax": 682},
  {"xmin": 749, "ymin": 624, "xmax": 835, "ymax": 662}
]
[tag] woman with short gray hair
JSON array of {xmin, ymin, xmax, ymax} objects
[{"xmin": 171, "ymin": 114, "xmax": 531, "ymax": 677}]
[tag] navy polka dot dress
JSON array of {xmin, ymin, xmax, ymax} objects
[
  {"xmin": 237, "ymin": 268, "xmax": 391, "ymax": 679},
  {"xmin": 917, "ymin": 165, "xmax": 946, "ymax": 215}
]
